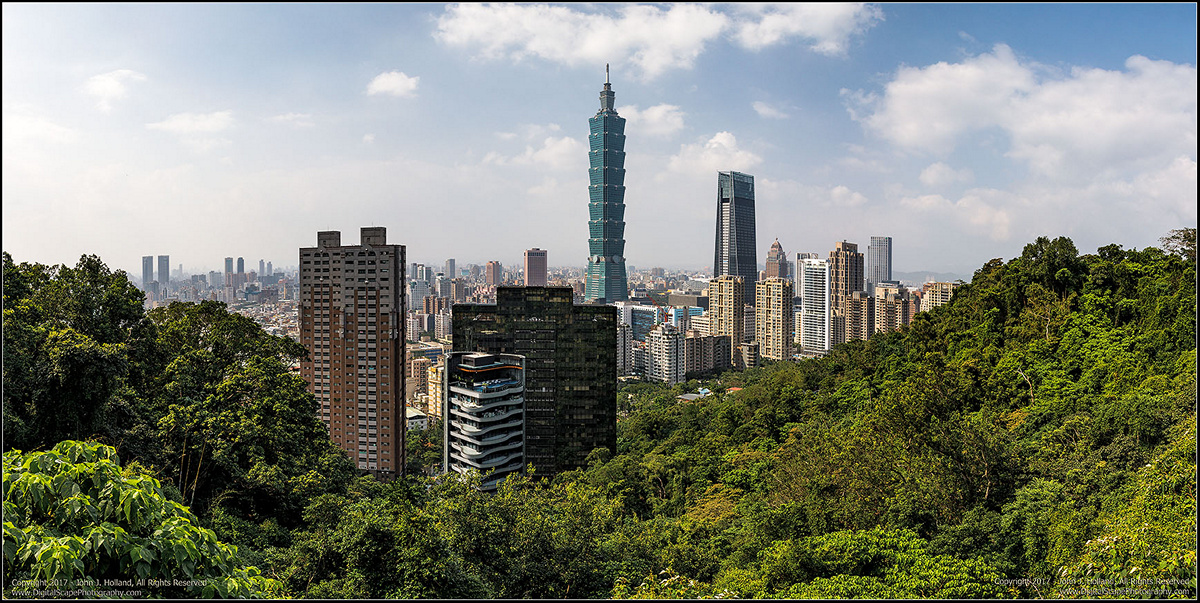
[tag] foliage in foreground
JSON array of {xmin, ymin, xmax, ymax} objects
[{"xmin": 2, "ymin": 440, "xmax": 280, "ymax": 598}]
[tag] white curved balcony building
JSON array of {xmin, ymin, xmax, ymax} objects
[{"xmin": 442, "ymin": 352, "xmax": 525, "ymax": 491}]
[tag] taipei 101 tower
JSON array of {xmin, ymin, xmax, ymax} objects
[{"xmin": 584, "ymin": 65, "xmax": 629, "ymax": 303}]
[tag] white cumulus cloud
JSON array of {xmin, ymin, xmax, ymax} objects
[
  {"xmin": 919, "ymin": 162, "xmax": 974, "ymax": 187},
  {"xmin": 484, "ymin": 136, "xmax": 586, "ymax": 171},
  {"xmin": 366, "ymin": 71, "xmax": 420, "ymax": 97},
  {"xmin": 617, "ymin": 104, "xmax": 685, "ymax": 137},
  {"xmin": 267, "ymin": 113, "xmax": 315, "ymax": 128},
  {"xmin": 729, "ymin": 3, "xmax": 884, "ymax": 55},
  {"xmin": 435, "ymin": 3, "xmax": 882, "ymax": 80},
  {"xmin": 668, "ymin": 131, "xmax": 762, "ymax": 175},
  {"xmin": 752, "ymin": 101, "xmax": 789, "ymax": 119},
  {"xmin": 83, "ymin": 69, "xmax": 147, "ymax": 112}
]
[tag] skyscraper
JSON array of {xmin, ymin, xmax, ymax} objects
[
  {"xmin": 485, "ymin": 261, "xmax": 503, "ymax": 287},
  {"xmin": 453, "ymin": 286, "xmax": 617, "ymax": 476},
  {"xmin": 755, "ymin": 277, "xmax": 794, "ymax": 361},
  {"xmin": 713, "ymin": 171, "xmax": 757, "ymax": 284},
  {"xmin": 141, "ymin": 256, "xmax": 154, "ymax": 289},
  {"xmin": 157, "ymin": 255, "xmax": 170, "ymax": 287},
  {"xmin": 765, "ymin": 239, "xmax": 789, "ymax": 280},
  {"xmin": 798, "ymin": 257, "xmax": 831, "ymax": 354},
  {"xmin": 224, "ymin": 257, "xmax": 234, "ymax": 275},
  {"xmin": 236, "ymin": 257, "xmax": 245, "ymax": 274},
  {"xmin": 444, "ymin": 259, "xmax": 456, "ymax": 281},
  {"xmin": 259, "ymin": 259, "xmax": 266, "ymax": 279},
  {"xmin": 299, "ymin": 227, "xmax": 405, "ymax": 476},
  {"xmin": 584, "ymin": 65, "xmax": 629, "ymax": 304},
  {"xmin": 867, "ymin": 236, "xmax": 893, "ymax": 295},
  {"xmin": 524, "ymin": 248, "xmax": 547, "ymax": 287}
]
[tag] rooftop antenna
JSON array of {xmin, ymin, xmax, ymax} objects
[{"xmin": 606, "ymin": 63, "xmax": 610, "ymax": 84}]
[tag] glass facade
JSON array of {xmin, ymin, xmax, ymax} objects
[
  {"xmin": 714, "ymin": 171, "xmax": 757, "ymax": 284},
  {"xmin": 867, "ymin": 236, "xmax": 893, "ymax": 294},
  {"xmin": 585, "ymin": 72, "xmax": 629, "ymax": 303},
  {"xmin": 452, "ymin": 287, "xmax": 617, "ymax": 476}
]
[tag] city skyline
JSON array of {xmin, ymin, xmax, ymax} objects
[{"xmin": 3, "ymin": 4, "xmax": 1196, "ymax": 276}]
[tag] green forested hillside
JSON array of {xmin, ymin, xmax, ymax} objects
[{"xmin": 3, "ymin": 232, "xmax": 1195, "ymax": 599}]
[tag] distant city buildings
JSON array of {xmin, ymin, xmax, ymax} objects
[
  {"xmin": 584, "ymin": 67, "xmax": 629, "ymax": 304},
  {"xmin": 485, "ymin": 261, "xmax": 503, "ymax": 286},
  {"xmin": 921, "ymin": 281, "xmax": 961, "ymax": 312},
  {"xmin": 645, "ymin": 323, "xmax": 684, "ymax": 385},
  {"xmin": 828, "ymin": 241, "xmax": 864, "ymax": 346},
  {"xmin": 714, "ymin": 171, "xmax": 757, "ymax": 285},
  {"xmin": 299, "ymin": 227, "xmax": 405, "ymax": 477},
  {"xmin": 142, "ymin": 256, "xmax": 154, "ymax": 289},
  {"xmin": 157, "ymin": 255, "xmax": 170, "ymax": 287}
]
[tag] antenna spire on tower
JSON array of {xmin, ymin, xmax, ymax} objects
[{"xmin": 606, "ymin": 63, "xmax": 610, "ymax": 84}]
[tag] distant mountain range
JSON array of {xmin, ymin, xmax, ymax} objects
[{"xmin": 892, "ymin": 270, "xmax": 971, "ymax": 285}]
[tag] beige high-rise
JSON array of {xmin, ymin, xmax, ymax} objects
[
  {"xmin": 709, "ymin": 275, "xmax": 744, "ymax": 363},
  {"xmin": 755, "ymin": 277, "xmax": 794, "ymax": 360},
  {"xmin": 828, "ymin": 241, "xmax": 864, "ymax": 346}
]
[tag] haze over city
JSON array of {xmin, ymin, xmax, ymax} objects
[{"xmin": 3, "ymin": 3, "xmax": 1196, "ymax": 276}]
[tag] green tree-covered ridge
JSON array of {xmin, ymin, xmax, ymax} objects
[{"xmin": 2, "ymin": 231, "xmax": 1195, "ymax": 598}]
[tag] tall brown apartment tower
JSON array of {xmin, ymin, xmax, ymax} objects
[
  {"xmin": 299, "ymin": 227, "xmax": 406, "ymax": 477},
  {"xmin": 524, "ymin": 248, "xmax": 548, "ymax": 286},
  {"xmin": 755, "ymin": 277, "xmax": 794, "ymax": 360},
  {"xmin": 485, "ymin": 261, "xmax": 503, "ymax": 287},
  {"xmin": 828, "ymin": 240, "xmax": 864, "ymax": 346},
  {"xmin": 709, "ymin": 275, "xmax": 745, "ymax": 364}
]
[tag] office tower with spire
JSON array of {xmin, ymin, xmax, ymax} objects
[
  {"xmin": 713, "ymin": 171, "xmax": 757, "ymax": 284},
  {"xmin": 585, "ymin": 65, "xmax": 629, "ymax": 304},
  {"xmin": 765, "ymin": 239, "xmax": 788, "ymax": 280}
]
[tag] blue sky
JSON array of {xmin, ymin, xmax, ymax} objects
[{"xmin": 3, "ymin": 3, "xmax": 1195, "ymax": 277}]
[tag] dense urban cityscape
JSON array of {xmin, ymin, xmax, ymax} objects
[{"xmin": 4, "ymin": 3, "xmax": 1194, "ymax": 600}]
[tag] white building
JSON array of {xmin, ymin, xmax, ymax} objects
[
  {"xmin": 646, "ymin": 324, "xmax": 685, "ymax": 385},
  {"xmin": 798, "ymin": 257, "xmax": 830, "ymax": 353}
]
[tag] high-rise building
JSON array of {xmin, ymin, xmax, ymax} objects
[
  {"xmin": 921, "ymin": 281, "xmax": 960, "ymax": 312},
  {"xmin": 629, "ymin": 305, "xmax": 664, "ymax": 342},
  {"xmin": 485, "ymin": 261, "xmax": 503, "ymax": 287},
  {"xmin": 444, "ymin": 259, "xmax": 456, "ymax": 281},
  {"xmin": 713, "ymin": 171, "xmax": 757, "ymax": 284},
  {"xmin": 755, "ymin": 277, "xmax": 794, "ymax": 361},
  {"xmin": 443, "ymin": 352, "xmax": 526, "ymax": 491},
  {"xmin": 266, "ymin": 261, "xmax": 273, "ymax": 277},
  {"xmin": 683, "ymin": 331, "xmax": 731, "ymax": 375},
  {"xmin": 299, "ymin": 228, "xmax": 405, "ymax": 476},
  {"xmin": 867, "ymin": 236, "xmax": 893, "ymax": 295},
  {"xmin": 645, "ymin": 324, "xmax": 685, "ymax": 385},
  {"xmin": 798, "ymin": 257, "xmax": 831, "ymax": 353},
  {"xmin": 142, "ymin": 256, "xmax": 154, "ymax": 289},
  {"xmin": 157, "ymin": 255, "xmax": 170, "ymax": 288},
  {"xmin": 829, "ymin": 241, "xmax": 864, "ymax": 346},
  {"xmin": 765, "ymin": 239, "xmax": 789, "ymax": 280},
  {"xmin": 616, "ymin": 324, "xmax": 633, "ymax": 377},
  {"xmin": 845, "ymin": 290, "xmax": 874, "ymax": 342},
  {"xmin": 524, "ymin": 248, "xmax": 548, "ymax": 287},
  {"xmin": 236, "ymin": 257, "xmax": 245, "ymax": 274},
  {"xmin": 874, "ymin": 283, "xmax": 914, "ymax": 334},
  {"xmin": 585, "ymin": 66, "xmax": 629, "ymax": 304},
  {"xmin": 224, "ymin": 257, "xmax": 234, "ymax": 276},
  {"xmin": 259, "ymin": 259, "xmax": 266, "ymax": 280},
  {"xmin": 709, "ymin": 275, "xmax": 745, "ymax": 364},
  {"xmin": 452, "ymin": 286, "xmax": 616, "ymax": 476}
]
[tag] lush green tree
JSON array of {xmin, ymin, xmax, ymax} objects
[{"xmin": 2, "ymin": 440, "xmax": 280, "ymax": 598}]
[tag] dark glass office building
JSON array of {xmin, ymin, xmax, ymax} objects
[
  {"xmin": 585, "ymin": 67, "xmax": 629, "ymax": 304},
  {"xmin": 867, "ymin": 236, "xmax": 893, "ymax": 294},
  {"xmin": 452, "ymin": 286, "xmax": 617, "ymax": 476},
  {"xmin": 714, "ymin": 171, "xmax": 757, "ymax": 284}
]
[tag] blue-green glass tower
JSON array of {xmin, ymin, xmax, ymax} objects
[{"xmin": 585, "ymin": 65, "xmax": 628, "ymax": 304}]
